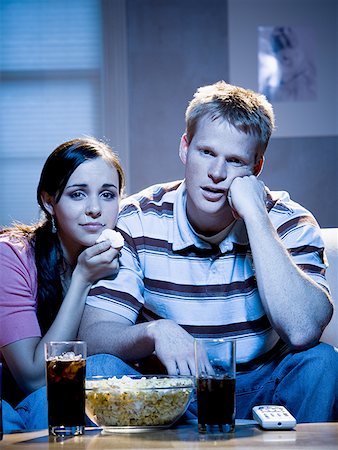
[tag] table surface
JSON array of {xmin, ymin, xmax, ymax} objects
[{"xmin": 1, "ymin": 421, "xmax": 338, "ymax": 450}]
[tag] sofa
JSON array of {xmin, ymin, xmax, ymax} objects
[{"xmin": 321, "ymin": 228, "xmax": 338, "ymax": 348}]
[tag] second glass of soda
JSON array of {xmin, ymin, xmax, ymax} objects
[{"xmin": 194, "ymin": 338, "xmax": 236, "ymax": 433}]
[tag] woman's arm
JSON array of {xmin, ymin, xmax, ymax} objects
[{"xmin": 1, "ymin": 240, "xmax": 120, "ymax": 394}]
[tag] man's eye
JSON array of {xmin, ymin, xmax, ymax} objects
[
  {"xmin": 200, "ymin": 148, "xmax": 212, "ymax": 156},
  {"xmin": 228, "ymin": 158, "xmax": 243, "ymax": 165}
]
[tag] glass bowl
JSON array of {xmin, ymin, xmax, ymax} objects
[{"xmin": 85, "ymin": 374, "xmax": 194, "ymax": 433}]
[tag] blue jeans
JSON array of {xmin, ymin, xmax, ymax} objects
[
  {"xmin": 3, "ymin": 354, "xmax": 139, "ymax": 433},
  {"xmin": 189, "ymin": 342, "xmax": 338, "ymax": 422}
]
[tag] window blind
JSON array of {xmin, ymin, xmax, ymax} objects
[{"xmin": 0, "ymin": 0, "xmax": 103, "ymax": 226}]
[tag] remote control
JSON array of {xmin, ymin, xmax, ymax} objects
[{"xmin": 252, "ymin": 405, "xmax": 297, "ymax": 430}]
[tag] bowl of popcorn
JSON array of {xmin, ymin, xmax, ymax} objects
[{"xmin": 85, "ymin": 375, "xmax": 195, "ymax": 433}]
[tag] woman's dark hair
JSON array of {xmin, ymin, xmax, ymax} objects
[
  {"xmin": 35, "ymin": 137, "xmax": 125, "ymax": 333},
  {"xmin": 2, "ymin": 137, "xmax": 125, "ymax": 335}
]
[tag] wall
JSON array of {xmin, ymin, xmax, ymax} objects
[
  {"xmin": 126, "ymin": 0, "xmax": 228, "ymax": 193},
  {"xmin": 125, "ymin": 0, "xmax": 337, "ymax": 227},
  {"xmin": 261, "ymin": 137, "xmax": 338, "ymax": 227},
  {"xmin": 228, "ymin": 0, "xmax": 337, "ymax": 137}
]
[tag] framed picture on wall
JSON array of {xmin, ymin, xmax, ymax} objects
[{"xmin": 258, "ymin": 26, "xmax": 317, "ymax": 102}]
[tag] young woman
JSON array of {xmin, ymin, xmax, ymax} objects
[{"xmin": 0, "ymin": 137, "xmax": 129, "ymax": 432}]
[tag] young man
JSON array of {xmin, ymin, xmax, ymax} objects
[{"xmin": 79, "ymin": 81, "xmax": 337, "ymax": 422}]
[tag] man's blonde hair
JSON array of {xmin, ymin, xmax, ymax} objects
[{"xmin": 185, "ymin": 81, "xmax": 275, "ymax": 158}]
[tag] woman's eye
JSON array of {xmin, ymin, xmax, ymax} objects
[
  {"xmin": 101, "ymin": 191, "xmax": 116, "ymax": 200},
  {"xmin": 70, "ymin": 191, "xmax": 85, "ymax": 199}
]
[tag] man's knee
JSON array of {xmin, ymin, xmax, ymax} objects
[
  {"xmin": 298, "ymin": 343, "xmax": 338, "ymax": 373},
  {"xmin": 277, "ymin": 342, "xmax": 338, "ymax": 388}
]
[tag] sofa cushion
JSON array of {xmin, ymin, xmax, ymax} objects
[{"xmin": 320, "ymin": 228, "xmax": 338, "ymax": 347}]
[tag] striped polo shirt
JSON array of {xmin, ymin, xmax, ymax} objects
[{"xmin": 87, "ymin": 180, "xmax": 329, "ymax": 365}]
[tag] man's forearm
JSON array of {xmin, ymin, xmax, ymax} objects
[
  {"xmin": 79, "ymin": 308, "xmax": 196, "ymax": 375},
  {"xmin": 245, "ymin": 211, "xmax": 333, "ymax": 348},
  {"xmin": 78, "ymin": 309, "xmax": 155, "ymax": 360}
]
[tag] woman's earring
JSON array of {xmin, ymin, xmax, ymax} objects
[{"xmin": 51, "ymin": 216, "xmax": 57, "ymax": 233}]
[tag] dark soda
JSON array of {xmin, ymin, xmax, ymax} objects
[
  {"xmin": 46, "ymin": 358, "xmax": 86, "ymax": 429},
  {"xmin": 197, "ymin": 375, "xmax": 235, "ymax": 432}
]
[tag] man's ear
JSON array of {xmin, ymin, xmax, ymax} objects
[
  {"xmin": 40, "ymin": 191, "xmax": 55, "ymax": 216},
  {"xmin": 253, "ymin": 156, "xmax": 264, "ymax": 177},
  {"xmin": 179, "ymin": 133, "xmax": 189, "ymax": 165}
]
